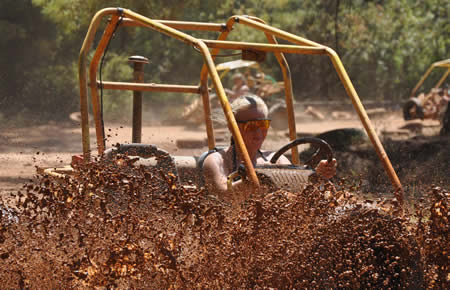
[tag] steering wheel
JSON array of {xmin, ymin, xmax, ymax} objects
[{"xmin": 270, "ymin": 137, "xmax": 333, "ymax": 168}]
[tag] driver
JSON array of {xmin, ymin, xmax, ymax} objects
[{"xmin": 202, "ymin": 94, "xmax": 337, "ymax": 205}]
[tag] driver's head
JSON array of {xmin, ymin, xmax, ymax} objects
[{"xmin": 231, "ymin": 94, "xmax": 270, "ymax": 150}]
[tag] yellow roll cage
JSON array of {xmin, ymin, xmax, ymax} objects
[
  {"xmin": 78, "ymin": 8, "xmax": 403, "ymax": 200},
  {"xmin": 410, "ymin": 59, "xmax": 450, "ymax": 98}
]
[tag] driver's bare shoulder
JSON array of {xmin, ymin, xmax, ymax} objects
[
  {"xmin": 203, "ymin": 151, "xmax": 221, "ymax": 171},
  {"xmin": 203, "ymin": 150, "xmax": 230, "ymax": 175}
]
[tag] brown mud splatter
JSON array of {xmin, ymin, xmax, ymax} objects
[{"xmin": 0, "ymin": 155, "xmax": 448, "ymax": 288}]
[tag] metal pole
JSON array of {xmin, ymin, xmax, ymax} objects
[{"xmin": 129, "ymin": 56, "xmax": 149, "ymax": 143}]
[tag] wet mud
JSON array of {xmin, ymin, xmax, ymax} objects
[{"xmin": 0, "ymin": 155, "xmax": 448, "ymax": 288}]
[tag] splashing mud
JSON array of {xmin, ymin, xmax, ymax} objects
[{"xmin": 0, "ymin": 156, "xmax": 447, "ymax": 288}]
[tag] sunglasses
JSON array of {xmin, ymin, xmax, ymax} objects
[{"xmin": 237, "ymin": 118, "xmax": 271, "ymax": 131}]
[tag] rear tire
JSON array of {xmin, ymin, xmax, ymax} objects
[{"xmin": 403, "ymin": 97, "xmax": 424, "ymax": 120}]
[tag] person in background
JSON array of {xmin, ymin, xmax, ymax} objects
[{"xmin": 229, "ymin": 73, "xmax": 250, "ymax": 102}]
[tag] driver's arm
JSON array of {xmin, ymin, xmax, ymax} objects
[
  {"xmin": 203, "ymin": 153, "xmax": 252, "ymax": 205},
  {"xmin": 203, "ymin": 153, "xmax": 228, "ymax": 194}
]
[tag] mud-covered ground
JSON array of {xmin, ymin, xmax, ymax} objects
[{"xmin": 0, "ymin": 108, "xmax": 448, "ymax": 288}]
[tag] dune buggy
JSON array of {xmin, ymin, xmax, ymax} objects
[
  {"xmin": 403, "ymin": 59, "xmax": 449, "ymax": 122},
  {"xmin": 45, "ymin": 8, "xmax": 403, "ymax": 203}
]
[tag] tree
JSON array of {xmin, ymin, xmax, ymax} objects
[
  {"xmin": 1, "ymin": 0, "xmax": 448, "ymax": 122},
  {"xmin": 0, "ymin": 0, "xmax": 73, "ymax": 120}
]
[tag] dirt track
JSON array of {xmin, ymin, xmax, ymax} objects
[{"xmin": 0, "ymin": 109, "xmax": 446, "ymax": 195}]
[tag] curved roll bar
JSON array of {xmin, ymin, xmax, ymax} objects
[{"xmin": 409, "ymin": 59, "xmax": 450, "ymax": 98}]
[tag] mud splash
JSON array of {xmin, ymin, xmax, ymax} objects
[{"xmin": 0, "ymin": 156, "xmax": 447, "ymax": 288}]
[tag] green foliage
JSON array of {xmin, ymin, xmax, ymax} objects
[
  {"xmin": 98, "ymin": 53, "xmax": 133, "ymax": 119},
  {"xmin": 338, "ymin": 0, "xmax": 449, "ymax": 99},
  {"xmin": 1, "ymin": 0, "xmax": 449, "ymax": 123},
  {"xmin": 0, "ymin": 0, "xmax": 64, "ymax": 120},
  {"xmin": 21, "ymin": 64, "xmax": 78, "ymax": 120}
]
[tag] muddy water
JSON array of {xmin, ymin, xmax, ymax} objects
[{"xmin": 0, "ymin": 156, "xmax": 447, "ymax": 288}]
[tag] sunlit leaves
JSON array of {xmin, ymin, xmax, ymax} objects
[{"xmin": 2, "ymin": 0, "xmax": 448, "ymax": 120}]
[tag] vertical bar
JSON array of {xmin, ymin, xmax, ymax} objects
[
  {"xmin": 78, "ymin": 8, "xmax": 118, "ymax": 159},
  {"xmin": 89, "ymin": 15, "xmax": 121, "ymax": 155},
  {"xmin": 129, "ymin": 56, "xmax": 149, "ymax": 143},
  {"xmin": 246, "ymin": 16, "xmax": 300, "ymax": 165},
  {"xmin": 199, "ymin": 24, "xmax": 233, "ymax": 150}
]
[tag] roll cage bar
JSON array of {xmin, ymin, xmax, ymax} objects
[
  {"xmin": 78, "ymin": 8, "xmax": 403, "ymax": 198},
  {"xmin": 409, "ymin": 59, "xmax": 450, "ymax": 98}
]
